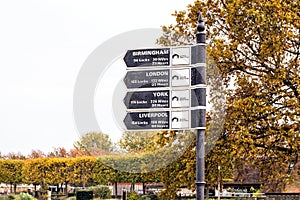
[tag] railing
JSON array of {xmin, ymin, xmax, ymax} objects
[{"xmin": 265, "ymin": 193, "xmax": 300, "ymax": 200}]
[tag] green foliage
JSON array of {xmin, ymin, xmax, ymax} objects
[
  {"xmin": 0, "ymin": 195, "xmax": 27, "ymax": 200},
  {"xmin": 76, "ymin": 190, "xmax": 93, "ymax": 200},
  {"xmin": 119, "ymin": 131, "xmax": 157, "ymax": 153},
  {"xmin": 74, "ymin": 132, "xmax": 113, "ymax": 154},
  {"xmin": 19, "ymin": 193, "xmax": 34, "ymax": 200},
  {"xmin": 7, "ymin": 195, "xmax": 16, "ymax": 200},
  {"xmin": 89, "ymin": 185, "xmax": 111, "ymax": 199},
  {"xmin": 127, "ymin": 191, "xmax": 142, "ymax": 200},
  {"xmin": 117, "ymin": 130, "xmax": 195, "ymax": 173}
]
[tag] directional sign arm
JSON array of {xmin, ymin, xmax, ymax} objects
[{"xmin": 124, "ymin": 48, "xmax": 170, "ymax": 67}]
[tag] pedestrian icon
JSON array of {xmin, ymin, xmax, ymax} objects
[
  {"xmin": 171, "ymin": 47, "xmax": 190, "ymax": 65},
  {"xmin": 171, "ymin": 69, "xmax": 190, "ymax": 87}
]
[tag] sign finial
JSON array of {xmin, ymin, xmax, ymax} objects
[
  {"xmin": 197, "ymin": 12, "xmax": 205, "ymax": 32},
  {"xmin": 196, "ymin": 12, "xmax": 206, "ymax": 43}
]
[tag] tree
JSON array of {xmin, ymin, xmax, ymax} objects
[
  {"xmin": 47, "ymin": 147, "xmax": 68, "ymax": 158},
  {"xmin": 119, "ymin": 131, "xmax": 157, "ymax": 153},
  {"xmin": 6, "ymin": 152, "xmax": 26, "ymax": 160},
  {"xmin": 74, "ymin": 132, "xmax": 113, "ymax": 155},
  {"xmin": 69, "ymin": 148, "xmax": 85, "ymax": 158},
  {"xmin": 70, "ymin": 156, "xmax": 97, "ymax": 187},
  {"xmin": 29, "ymin": 149, "xmax": 45, "ymax": 158},
  {"xmin": 159, "ymin": 0, "xmax": 300, "ymax": 192},
  {"xmin": 0, "ymin": 159, "xmax": 23, "ymax": 193},
  {"xmin": 22, "ymin": 158, "xmax": 50, "ymax": 188},
  {"xmin": 0, "ymin": 152, "xmax": 4, "ymax": 159}
]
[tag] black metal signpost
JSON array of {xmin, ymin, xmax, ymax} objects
[
  {"xmin": 195, "ymin": 12, "xmax": 206, "ymax": 200},
  {"xmin": 122, "ymin": 11, "xmax": 206, "ymax": 200}
]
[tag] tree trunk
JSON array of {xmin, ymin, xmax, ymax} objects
[
  {"xmin": 131, "ymin": 179, "xmax": 135, "ymax": 192},
  {"xmin": 205, "ymin": 185, "xmax": 209, "ymax": 199},
  {"xmin": 9, "ymin": 183, "xmax": 12, "ymax": 194},
  {"xmin": 142, "ymin": 182, "xmax": 146, "ymax": 195},
  {"xmin": 114, "ymin": 182, "xmax": 118, "ymax": 197},
  {"xmin": 34, "ymin": 184, "xmax": 38, "ymax": 198},
  {"xmin": 60, "ymin": 183, "xmax": 63, "ymax": 194},
  {"xmin": 65, "ymin": 182, "xmax": 68, "ymax": 195}
]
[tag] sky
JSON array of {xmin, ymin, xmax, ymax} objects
[{"xmin": 0, "ymin": 0, "xmax": 194, "ymax": 155}]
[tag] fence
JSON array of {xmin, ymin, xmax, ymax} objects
[{"xmin": 265, "ymin": 193, "xmax": 300, "ymax": 200}]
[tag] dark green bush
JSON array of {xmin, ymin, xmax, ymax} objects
[
  {"xmin": 67, "ymin": 192, "xmax": 75, "ymax": 197},
  {"xmin": 7, "ymin": 195, "xmax": 15, "ymax": 200},
  {"xmin": 76, "ymin": 190, "xmax": 93, "ymax": 200}
]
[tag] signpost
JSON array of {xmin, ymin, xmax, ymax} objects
[
  {"xmin": 195, "ymin": 12, "xmax": 206, "ymax": 200},
  {"xmin": 122, "ymin": 11, "xmax": 206, "ymax": 200},
  {"xmin": 122, "ymin": 45, "xmax": 206, "ymax": 131}
]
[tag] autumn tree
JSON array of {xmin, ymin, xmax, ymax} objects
[
  {"xmin": 47, "ymin": 147, "xmax": 68, "ymax": 158},
  {"xmin": 69, "ymin": 148, "xmax": 85, "ymax": 158},
  {"xmin": 6, "ymin": 152, "xmax": 26, "ymax": 160},
  {"xmin": 22, "ymin": 158, "xmax": 50, "ymax": 190},
  {"xmin": 70, "ymin": 156, "xmax": 97, "ymax": 187},
  {"xmin": 159, "ymin": 0, "xmax": 300, "ymax": 192},
  {"xmin": 29, "ymin": 149, "xmax": 45, "ymax": 158},
  {"xmin": 43, "ymin": 158, "xmax": 73, "ymax": 194},
  {"xmin": 74, "ymin": 132, "xmax": 113, "ymax": 156},
  {"xmin": 0, "ymin": 159, "xmax": 23, "ymax": 193}
]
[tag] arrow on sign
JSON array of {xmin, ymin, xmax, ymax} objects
[{"xmin": 123, "ymin": 48, "xmax": 170, "ymax": 67}]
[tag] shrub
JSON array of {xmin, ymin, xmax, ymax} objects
[
  {"xmin": 76, "ymin": 190, "xmax": 93, "ymax": 200},
  {"xmin": 90, "ymin": 185, "xmax": 111, "ymax": 199},
  {"xmin": 67, "ymin": 192, "xmax": 75, "ymax": 197},
  {"xmin": 19, "ymin": 193, "xmax": 34, "ymax": 200},
  {"xmin": 8, "ymin": 195, "xmax": 16, "ymax": 200},
  {"xmin": 127, "ymin": 191, "xmax": 142, "ymax": 200}
]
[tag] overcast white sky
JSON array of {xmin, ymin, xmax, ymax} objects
[{"xmin": 0, "ymin": 0, "xmax": 194, "ymax": 155}]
